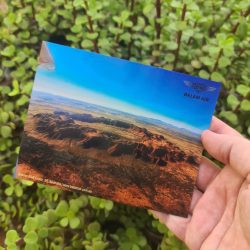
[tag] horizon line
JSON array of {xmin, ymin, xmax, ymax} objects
[{"xmin": 31, "ymin": 86, "xmax": 203, "ymax": 135}]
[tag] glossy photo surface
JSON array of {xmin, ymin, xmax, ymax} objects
[{"xmin": 16, "ymin": 42, "xmax": 221, "ymax": 216}]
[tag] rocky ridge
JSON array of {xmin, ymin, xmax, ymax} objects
[{"xmin": 32, "ymin": 112, "xmax": 199, "ymax": 167}]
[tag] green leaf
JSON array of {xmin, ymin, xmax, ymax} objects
[
  {"xmin": 165, "ymin": 53, "xmax": 175, "ymax": 63},
  {"xmin": 21, "ymin": 180, "xmax": 34, "ymax": 186},
  {"xmin": 69, "ymin": 217, "xmax": 80, "ymax": 229},
  {"xmin": 2, "ymin": 59, "xmax": 15, "ymax": 67},
  {"xmin": 1, "ymin": 45, "xmax": 15, "ymax": 57},
  {"xmin": 48, "ymin": 226, "xmax": 62, "ymax": 238},
  {"xmin": 25, "ymin": 243, "xmax": 39, "ymax": 250},
  {"xmin": 211, "ymin": 72, "xmax": 224, "ymax": 82},
  {"xmin": 21, "ymin": 82, "xmax": 33, "ymax": 95},
  {"xmin": 236, "ymin": 84, "xmax": 250, "ymax": 97},
  {"xmin": 191, "ymin": 60, "xmax": 201, "ymax": 69},
  {"xmin": 3, "ymin": 174, "xmax": 14, "ymax": 184},
  {"xmin": 223, "ymin": 47, "xmax": 235, "ymax": 57},
  {"xmin": 218, "ymin": 57, "xmax": 230, "ymax": 68},
  {"xmin": 75, "ymin": 15, "xmax": 86, "ymax": 25},
  {"xmin": 73, "ymin": 0, "xmax": 84, "ymax": 7},
  {"xmin": 126, "ymin": 227, "xmax": 137, "ymax": 240},
  {"xmin": 46, "ymin": 209, "xmax": 58, "ymax": 225},
  {"xmin": 247, "ymin": 126, "xmax": 250, "ymax": 136},
  {"xmin": 143, "ymin": 4, "xmax": 154, "ymax": 15},
  {"xmin": 166, "ymin": 41, "xmax": 178, "ymax": 50},
  {"xmin": 227, "ymin": 94, "xmax": 240, "ymax": 110},
  {"xmin": 0, "ymin": 112, "xmax": 9, "ymax": 123},
  {"xmin": 3, "ymin": 102, "xmax": 14, "ymax": 112},
  {"xmin": 138, "ymin": 236, "xmax": 147, "ymax": 247},
  {"xmin": 104, "ymin": 200, "xmax": 113, "ymax": 211},
  {"xmin": 131, "ymin": 244, "xmax": 140, "ymax": 250},
  {"xmin": 109, "ymin": 26, "xmax": 122, "ymax": 35},
  {"xmin": 38, "ymin": 228, "xmax": 48, "ymax": 238},
  {"xmin": 88, "ymin": 222, "xmax": 100, "ymax": 232},
  {"xmin": 23, "ymin": 217, "xmax": 38, "ymax": 233},
  {"xmin": 16, "ymin": 95, "xmax": 29, "ymax": 106},
  {"xmin": 36, "ymin": 214, "xmax": 48, "ymax": 227},
  {"xmin": 55, "ymin": 201, "xmax": 69, "ymax": 217},
  {"xmin": 120, "ymin": 32, "xmax": 131, "ymax": 41},
  {"xmin": 8, "ymin": 80, "xmax": 19, "ymax": 96},
  {"xmin": 1, "ymin": 125, "xmax": 12, "ymax": 138},
  {"xmin": 60, "ymin": 217, "xmax": 69, "ymax": 227},
  {"xmin": 121, "ymin": 10, "xmax": 130, "ymax": 21},
  {"xmin": 87, "ymin": 32, "xmax": 98, "ymax": 40},
  {"xmin": 69, "ymin": 199, "xmax": 80, "ymax": 213},
  {"xmin": 199, "ymin": 70, "xmax": 209, "ymax": 79},
  {"xmin": 176, "ymin": 21, "xmax": 186, "ymax": 31},
  {"xmin": 24, "ymin": 231, "xmax": 38, "ymax": 244},
  {"xmin": 5, "ymin": 230, "xmax": 20, "ymax": 246},
  {"xmin": 15, "ymin": 185, "xmax": 23, "ymax": 197},
  {"xmin": 236, "ymin": 22, "xmax": 248, "ymax": 39},
  {"xmin": 28, "ymin": 58, "xmax": 37, "ymax": 69},
  {"xmin": 92, "ymin": 241, "xmax": 109, "ymax": 250},
  {"xmin": 240, "ymin": 100, "xmax": 250, "ymax": 112},
  {"xmin": 219, "ymin": 111, "xmax": 238, "ymax": 125},
  {"xmin": 208, "ymin": 46, "xmax": 220, "ymax": 56},
  {"xmin": 219, "ymin": 37, "xmax": 234, "ymax": 49},
  {"xmin": 5, "ymin": 244, "xmax": 18, "ymax": 250},
  {"xmin": 66, "ymin": 34, "xmax": 80, "ymax": 43},
  {"xmin": 200, "ymin": 56, "xmax": 213, "ymax": 66},
  {"xmin": 71, "ymin": 24, "xmax": 82, "ymax": 33},
  {"xmin": 81, "ymin": 40, "xmax": 93, "ymax": 48},
  {"xmin": 152, "ymin": 50, "xmax": 160, "ymax": 57}
]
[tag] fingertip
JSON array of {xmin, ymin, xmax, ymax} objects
[
  {"xmin": 200, "ymin": 130, "xmax": 223, "ymax": 160},
  {"xmin": 201, "ymin": 130, "xmax": 213, "ymax": 144}
]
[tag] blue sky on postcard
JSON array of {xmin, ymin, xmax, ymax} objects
[{"xmin": 33, "ymin": 42, "xmax": 221, "ymax": 133}]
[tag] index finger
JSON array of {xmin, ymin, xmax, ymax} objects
[
  {"xmin": 201, "ymin": 130, "xmax": 250, "ymax": 177},
  {"xmin": 209, "ymin": 116, "xmax": 241, "ymax": 137}
]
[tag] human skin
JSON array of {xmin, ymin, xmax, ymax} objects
[{"xmin": 153, "ymin": 117, "xmax": 250, "ymax": 250}]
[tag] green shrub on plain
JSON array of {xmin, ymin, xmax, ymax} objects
[{"xmin": 0, "ymin": 0, "xmax": 249, "ymax": 249}]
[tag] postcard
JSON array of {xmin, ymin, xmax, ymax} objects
[{"xmin": 16, "ymin": 41, "xmax": 221, "ymax": 217}]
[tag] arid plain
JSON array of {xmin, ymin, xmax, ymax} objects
[{"xmin": 17, "ymin": 91, "xmax": 202, "ymax": 216}]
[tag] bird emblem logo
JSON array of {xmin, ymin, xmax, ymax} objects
[{"xmin": 184, "ymin": 81, "xmax": 216, "ymax": 93}]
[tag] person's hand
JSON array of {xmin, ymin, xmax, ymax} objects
[{"xmin": 153, "ymin": 117, "xmax": 250, "ymax": 250}]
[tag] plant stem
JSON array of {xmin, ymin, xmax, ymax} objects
[
  {"xmin": 173, "ymin": 3, "xmax": 187, "ymax": 70},
  {"xmin": 31, "ymin": 3, "xmax": 36, "ymax": 20},
  {"xmin": 187, "ymin": 20, "xmax": 197, "ymax": 45},
  {"xmin": 130, "ymin": 0, "xmax": 135, "ymax": 12},
  {"xmin": 154, "ymin": 0, "xmax": 161, "ymax": 64},
  {"xmin": 115, "ymin": 24, "xmax": 123, "ymax": 44},
  {"xmin": 232, "ymin": 7, "xmax": 250, "ymax": 33},
  {"xmin": 155, "ymin": 0, "xmax": 161, "ymax": 40},
  {"xmin": 72, "ymin": 6, "xmax": 77, "ymax": 21},
  {"xmin": 231, "ymin": 47, "xmax": 247, "ymax": 64},
  {"xmin": 212, "ymin": 48, "xmax": 223, "ymax": 72},
  {"xmin": 84, "ymin": 0, "xmax": 99, "ymax": 53},
  {"xmin": 209, "ymin": 10, "xmax": 233, "ymax": 36},
  {"xmin": 20, "ymin": 0, "xmax": 25, "ymax": 8},
  {"xmin": 127, "ymin": 0, "xmax": 137, "ymax": 59}
]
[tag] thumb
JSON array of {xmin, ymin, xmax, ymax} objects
[
  {"xmin": 201, "ymin": 130, "xmax": 250, "ymax": 177},
  {"xmin": 239, "ymin": 186, "xmax": 250, "ymax": 244}
]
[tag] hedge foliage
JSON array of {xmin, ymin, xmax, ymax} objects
[{"xmin": 0, "ymin": 0, "xmax": 249, "ymax": 249}]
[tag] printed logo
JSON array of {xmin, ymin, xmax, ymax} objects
[{"xmin": 184, "ymin": 81, "xmax": 216, "ymax": 93}]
